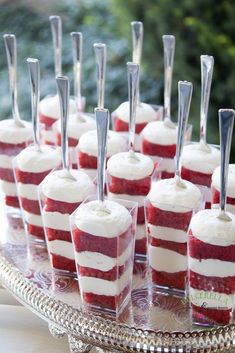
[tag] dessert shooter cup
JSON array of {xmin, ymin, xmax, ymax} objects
[{"xmin": 70, "ymin": 194, "xmax": 138, "ymax": 314}]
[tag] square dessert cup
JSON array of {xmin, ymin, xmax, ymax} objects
[
  {"xmin": 145, "ymin": 196, "xmax": 204, "ymax": 297},
  {"xmin": 111, "ymin": 104, "xmax": 163, "ymax": 152},
  {"xmin": 106, "ymin": 158, "xmax": 162, "ymax": 262},
  {"xmin": 70, "ymin": 194, "xmax": 138, "ymax": 316},
  {"xmin": 181, "ymin": 142, "xmax": 220, "ymax": 208}
]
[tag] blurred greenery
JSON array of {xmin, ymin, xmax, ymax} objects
[{"xmin": 0, "ymin": 0, "xmax": 234, "ymax": 159}]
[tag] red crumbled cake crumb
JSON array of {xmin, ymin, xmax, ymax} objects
[
  {"xmin": 50, "ymin": 253, "xmax": 76, "ymax": 273},
  {"xmin": 151, "ymin": 268, "xmax": 186, "ymax": 291},
  {"xmin": 142, "ymin": 139, "xmax": 176, "ymax": 158},
  {"xmin": 150, "ymin": 236, "xmax": 187, "ymax": 256},
  {"xmin": 161, "ymin": 171, "xmax": 174, "ymax": 179},
  {"xmin": 147, "ymin": 203, "xmax": 193, "ymax": 230},
  {"xmin": 190, "ymin": 270, "xmax": 235, "ymax": 295},
  {"xmin": 0, "ymin": 141, "xmax": 28, "ymax": 156},
  {"xmin": 44, "ymin": 197, "xmax": 81, "ymax": 214},
  {"xmin": 78, "ymin": 261, "xmax": 129, "ymax": 281},
  {"xmin": 181, "ymin": 166, "xmax": 212, "ymax": 187},
  {"xmin": 15, "ymin": 169, "xmax": 52, "ymax": 185},
  {"xmin": 39, "ymin": 112, "xmax": 57, "ymax": 128},
  {"xmin": 5, "ymin": 195, "xmax": 19, "ymax": 208},
  {"xmin": 109, "ymin": 175, "xmax": 151, "ymax": 195},
  {"xmin": 114, "ymin": 117, "xmax": 146, "ymax": 134},
  {"xmin": 191, "ymin": 303, "xmax": 231, "ymax": 325},
  {"xmin": 27, "ymin": 224, "xmax": 45, "ymax": 240},
  {"xmin": 46, "ymin": 228, "xmax": 72, "ymax": 242},
  {"xmin": 137, "ymin": 206, "xmax": 145, "ymax": 224},
  {"xmin": 212, "ymin": 186, "xmax": 235, "ymax": 205},
  {"xmin": 20, "ymin": 197, "xmax": 41, "ymax": 215},
  {"xmin": 56, "ymin": 133, "xmax": 78, "ymax": 147},
  {"xmin": 0, "ymin": 168, "xmax": 15, "ymax": 182},
  {"xmin": 79, "ymin": 151, "xmax": 97, "ymax": 169},
  {"xmin": 135, "ymin": 237, "xmax": 147, "ymax": 255}
]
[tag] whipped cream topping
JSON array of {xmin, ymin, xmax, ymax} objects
[
  {"xmin": 0, "ymin": 119, "xmax": 32, "ymax": 144},
  {"xmin": 79, "ymin": 266, "xmax": 132, "ymax": 296},
  {"xmin": 148, "ymin": 178, "xmax": 202, "ymax": 212},
  {"xmin": 107, "ymin": 151, "xmax": 154, "ymax": 180},
  {"xmin": 18, "ymin": 183, "xmax": 38, "ymax": 200},
  {"xmin": 39, "ymin": 95, "xmax": 76, "ymax": 120},
  {"xmin": 212, "ymin": 164, "xmax": 235, "ymax": 198},
  {"xmin": 43, "ymin": 211, "xmax": 70, "ymax": 231},
  {"xmin": 0, "ymin": 180, "xmax": 17, "ymax": 196},
  {"xmin": 189, "ymin": 209, "xmax": 235, "ymax": 246},
  {"xmin": 42, "ymin": 169, "xmax": 94, "ymax": 203},
  {"xmin": 181, "ymin": 142, "xmax": 220, "ymax": 174},
  {"xmin": 78, "ymin": 130, "xmax": 127, "ymax": 157},
  {"xmin": 55, "ymin": 112, "xmax": 96, "ymax": 140},
  {"xmin": 189, "ymin": 287, "xmax": 234, "ymax": 309},
  {"xmin": 74, "ymin": 199, "xmax": 132, "ymax": 238},
  {"xmin": 108, "ymin": 192, "xmax": 145, "ymax": 206},
  {"xmin": 189, "ymin": 257, "xmax": 235, "ymax": 277},
  {"xmin": 142, "ymin": 120, "xmax": 178, "ymax": 145},
  {"xmin": 0, "ymin": 154, "xmax": 14, "ymax": 169},
  {"xmin": 16, "ymin": 145, "xmax": 61, "ymax": 173},
  {"xmin": 47, "ymin": 240, "xmax": 74, "ymax": 260},
  {"xmin": 149, "ymin": 246, "xmax": 187, "ymax": 273},
  {"xmin": 114, "ymin": 101, "xmax": 156, "ymax": 124},
  {"xmin": 148, "ymin": 224, "xmax": 187, "ymax": 243}
]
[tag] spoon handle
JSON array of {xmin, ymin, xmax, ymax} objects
[
  {"xmin": 175, "ymin": 81, "xmax": 193, "ymax": 179},
  {"xmin": 71, "ymin": 32, "xmax": 83, "ymax": 112},
  {"xmin": 56, "ymin": 76, "xmax": 70, "ymax": 171},
  {"xmin": 4, "ymin": 34, "xmax": 22, "ymax": 127},
  {"xmin": 162, "ymin": 35, "xmax": 175, "ymax": 121},
  {"xmin": 200, "ymin": 55, "xmax": 214, "ymax": 144},
  {"xmin": 27, "ymin": 58, "xmax": 40, "ymax": 149},
  {"xmin": 127, "ymin": 62, "xmax": 139, "ymax": 152},
  {"xmin": 94, "ymin": 43, "xmax": 106, "ymax": 109},
  {"xmin": 219, "ymin": 109, "xmax": 234, "ymax": 217},
  {"xmin": 95, "ymin": 107, "xmax": 109, "ymax": 204},
  {"xmin": 131, "ymin": 21, "xmax": 143, "ymax": 103},
  {"xmin": 50, "ymin": 16, "xmax": 62, "ymax": 77}
]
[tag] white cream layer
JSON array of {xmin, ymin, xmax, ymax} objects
[
  {"xmin": 189, "ymin": 287, "xmax": 234, "ymax": 309},
  {"xmin": 0, "ymin": 180, "xmax": 17, "ymax": 196},
  {"xmin": 114, "ymin": 101, "xmax": 156, "ymax": 124},
  {"xmin": 149, "ymin": 246, "xmax": 187, "ymax": 273},
  {"xmin": 142, "ymin": 120, "xmax": 178, "ymax": 145},
  {"xmin": 148, "ymin": 224, "xmax": 187, "ymax": 243},
  {"xmin": 136, "ymin": 224, "xmax": 146, "ymax": 240},
  {"xmin": 48, "ymin": 239, "xmax": 74, "ymax": 260},
  {"xmin": 42, "ymin": 169, "xmax": 94, "ymax": 203},
  {"xmin": 18, "ymin": 183, "xmax": 38, "ymax": 200},
  {"xmin": 0, "ymin": 154, "xmax": 14, "ymax": 169},
  {"xmin": 75, "ymin": 245, "xmax": 132, "ymax": 272},
  {"xmin": 39, "ymin": 95, "xmax": 76, "ymax": 120},
  {"xmin": 55, "ymin": 112, "xmax": 96, "ymax": 140},
  {"xmin": 42, "ymin": 211, "xmax": 70, "ymax": 231},
  {"xmin": 160, "ymin": 157, "xmax": 175, "ymax": 173},
  {"xmin": 16, "ymin": 145, "xmax": 61, "ymax": 173},
  {"xmin": 190, "ymin": 209, "xmax": 235, "ymax": 246},
  {"xmin": 23, "ymin": 211, "xmax": 43, "ymax": 227},
  {"xmin": 212, "ymin": 164, "xmax": 235, "ymax": 198},
  {"xmin": 41, "ymin": 129, "xmax": 56, "ymax": 145},
  {"xmin": 79, "ymin": 130, "xmax": 127, "ymax": 157},
  {"xmin": 79, "ymin": 266, "xmax": 132, "ymax": 296},
  {"xmin": 74, "ymin": 199, "xmax": 132, "ymax": 238},
  {"xmin": 107, "ymin": 151, "xmax": 154, "ymax": 180},
  {"xmin": 108, "ymin": 192, "xmax": 145, "ymax": 206},
  {"xmin": 189, "ymin": 257, "xmax": 235, "ymax": 277},
  {"xmin": 0, "ymin": 119, "xmax": 32, "ymax": 144},
  {"xmin": 181, "ymin": 142, "xmax": 220, "ymax": 174},
  {"xmin": 148, "ymin": 178, "xmax": 202, "ymax": 212},
  {"xmin": 212, "ymin": 203, "xmax": 235, "ymax": 214}
]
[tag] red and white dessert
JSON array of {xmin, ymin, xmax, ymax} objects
[
  {"xmin": 71, "ymin": 199, "xmax": 136, "ymax": 313},
  {"xmin": 78, "ymin": 130, "xmax": 127, "ymax": 180},
  {"xmin": 113, "ymin": 102, "xmax": 158, "ymax": 151},
  {"xmin": 211, "ymin": 164, "xmax": 235, "ymax": 214},
  {"xmin": 41, "ymin": 169, "xmax": 94, "ymax": 273},
  {"xmin": 146, "ymin": 178, "xmax": 201, "ymax": 292},
  {"xmin": 181, "ymin": 143, "xmax": 220, "ymax": 208},
  {"xmin": 107, "ymin": 151, "xmax": 154, "ymax": 258},
  {"xmin": 188, "ymin": 209, "xmax": 235, "ymax": 325},
  {"xmin": 0, "ymin": 119, "xmax": 32, "ymax": 208},
  {"xmin": 54, "ymin": 112, "xmax": 96, "ymax": 168},
  {"xmin": 14, "ymin": 145, "xmax": 61, "ymax": 241},
  {"xmin": 39, "ymin": 95, "xmax": 76, "ymax": 145}
]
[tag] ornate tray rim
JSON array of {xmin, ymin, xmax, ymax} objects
[{"xmin": 0, "ymin": 252, "xmax": 235, "ymax": 352}]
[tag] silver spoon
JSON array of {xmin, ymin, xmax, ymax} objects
[
  {"xmin": 218, "ymin": 109, "xmax": 234, "ymax": 221},
  {"xmin": 56, "ymin": 76, "xmax": 76, "ymax": 180},
  {"xmin": 175, "ymin": 81, "xmax": 193, "ymax": 186},
  {"xmin": 27, "ymin": 58, "xmax": 40, "ymax": 151},
  {"xmin": 50, "ymin": 16, "xmax": 62, "ymax": 78},
  {"xmin": 4, "ymin": 34, "xmax": 24, "ymax": 128},
  {"xmin": 199, "ymin": 55, "xmax": 214, "ymax": 148},
  {"xmin": 94, "ymin": 43, "xmax": 106, "ymax": 109},
  {"xmin": 162, "ymin": 35, "xmax": 175, "ymax": 125},
  {"xmin": 127, "ymin": 62, "xmax": 139, "ymax": 156},
  {"xmin": 131, "ymin": 21, "xmax": 143, "ymax": 104},
  {"xmin": 71, "ymin": 32, "xmax": 83, "ymax": 113}
]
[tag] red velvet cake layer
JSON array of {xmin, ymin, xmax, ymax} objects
[
  {"xmin": 15, "ymin": 169, "xmax": 52, "ymax": 185},
  {"xmin": 79, "ymin": 151, "xmax": 97, "ymax": 169},
  {"xmin": 27, "ymin": 224, "xmax": 45, "ymax": 239},
  {"xmin": 151, "ymin": 268, "xmax": 186, "ymax": 291},
  {"xmin": 142, "ymin": 139, "xmax": 176, "ymax": 158},
  {"xmin": 150, "ymin": 236, "xmax": 187, "ymax": 256},
  {"xmin": 20, "ymin": 197, "xmax": 41, "ymax": 215},
  {"xmin": 190, "ymin": 270, "xmax": 235, "ymax": 295},
  {"xmin": 191, "ymin": 303, "xmax": 231, "ymax": 325},
  {"xmin": 39, "ymin": 112, "xmax": 56, "ymax": 128},
  {"xmin": 0, "ymin": 168, "xmax": 15, "ymax": 182},
  {"xmin": 114, "ymin": 117, "xmax": 146, "ymax": 134},
  {"xmin": 161, "ymin": 171, "xmax": 174, "ymax": 179},
  {"xmin": 181, "ymin": 166, "xmax": 211, "ymax": 187},
  {"xmin": 212, "ymin": 187, "xmax": 235, "ymax": 205},
  {"xmin": 0, "ymin": 141, "xmax": 28, "ymax": 156},
  {"xmin": 147, "ymin": 203, "xmax": 193, "ymax": 230},
  {"xmin": 56, "ymin": 133, "xmax": 78, "ymax": 147},
  {"xmin": 109, "ymin": 175, "xmax": 151, "ymax": 195},
  {"xmin": 44, "ymin": 198, "xmax": 81, "ymax": 214},
  {"xmin": 5, "ymin": 195, "xmax": 19, "ymax": 208},
  {"xmin": 77, "ymin": 261, "xmax": 130, "ymax": 281},
  {"xmin": 50, "ymin": 253, "xmax": 76, "ymax": 273},
  {"xmin": 46, "ymin": 227, "xmax": 71, "ymax": 242},
  {"xmin": 137, "ymin": 206, "xmax": 145, "ymax": 224},
  {"xmin": 135, "ymin": 237, "xmax": 147, "ymax": 255}
]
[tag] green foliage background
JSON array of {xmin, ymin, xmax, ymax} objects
[{"xmin": 0, "ymin": 0, "xmax": 234, "ymax": 160}]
